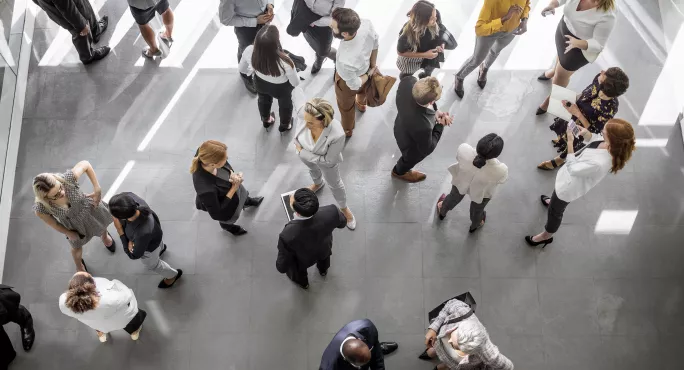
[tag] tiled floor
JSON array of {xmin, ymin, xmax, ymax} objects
[{"xmin": 3, "ymin": 0, "xmax": 684, "ymax": 369}]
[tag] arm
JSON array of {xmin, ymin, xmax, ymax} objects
[
  {"xmin": 481, "ymin": 340, "xmax": 515, "ymax": 370},
  {"xmin": 428, "ymin": 298, "xmax": 471, "ymax": 332},
  {"xmin": 338, "ymin": 66, "xmax": 365, "ymax": 91},
  {"xmin": 71, "ymin": 161, "xmax": 101, "ymax": 194},
  {"xmin": 35, "ymin": 211, "xmax": 71, "ymax": 235},
  {"xmin": 586, "ymin": 17, "xmax": 616, "ymax": 54},
  {"xmin": 199, "ymin": 190, "xmax": 240, "ymax": 221},
  {"xmin": 275, "ymin": 236, "xmax": 292, "ymax": 274},
  {"xmin": 112, "ymin": 218, "xmax": 132, "ymax": 257},
  {"xmin": 369, "ymin": 324, "xmax": 386, "ymax": 370},
  {"xmin": 298, "ymin": 136, "xmax": 344, "ymax": 165},
  {"xmin": 218, "ymin": 0, "xmax": 258, "ymax": 27},
  {"xmin": 564, "ymin": 153, "xmax": 600, "ymax": 177},
  {"xmin": 498, "ymin": 164, "xmax": 509, "ymax": 184},
  {"xmin": 369, "ymin": 48, "xmax": 378, "ymax": 69},
  {"xmin": 127, "ymin": 229, "xmax": 152, "ymax": 260},
  {"xmin": 313, "ymin": 0, "xmax": 345, "ymax": 27},
  {"xmin": 53, "ymin": 0, "xmax": 87, "ymax": 31},
  {"xmin": 416, "ymin": 117, "xmax": 444, "ymax": 158},
  {"xmin": 238, "ymin": 45, "xmax": 254, "ymax": 74},
  {"xmin": 475, "ymin": 0, "xmax": 505, "ymax": 36},
  {"xmin": 285, "ymin": 63, "xmax": 301, "ymax": 88}
]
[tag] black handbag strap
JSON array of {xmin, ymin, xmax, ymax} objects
[{"xmin": 443, "ymin": 309, "xmax": 474, "ymax": 326}]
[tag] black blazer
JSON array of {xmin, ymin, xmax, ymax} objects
[
  {"xmin": 276, "ymin": 205, "xmax": 346, "ymax": 273},
  {"xmin": 0, "ymin": 284, "xmax": 21, "ymax": 326},
  {"xmin": 393, "ymin": 76, "xmax": 443, "ymax": 158},
  {"xmin": 192, "ymin": 161, "xmax": 240, "ymax": 222},
  {"xmin": 286, "ymin": 0, "xmax": 322, "ymax": 37},
  {"xmin": 33, "ymin": 0, "xmax": 89, "ymax": 32},
  {"xmin": 319, "ymin": 319, "xmax": 385, "ymax": 370}
]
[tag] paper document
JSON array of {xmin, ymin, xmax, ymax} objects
[{"xmin": 548, "ymin": 84, "xmax": 577, "ymax": 121}]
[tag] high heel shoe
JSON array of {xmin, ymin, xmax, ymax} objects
[
  {"xmin": 525, "ymin": 235, "xmax": 553, "ymax": 248},
  {"xmin": 263, "ymin": 112, "xmax": 275, "ymax": 128},
  {"xmin": 418, "ymin": 349, "xmax": 431, "ymax": 360},
  {"xmin": 537, "ymin": 71, "xmax": 551, "ymax": 81},
  {"xmin": 278, "ymin": 117, "xmax": 293, "ymax": 133},
  {"xmin": 536, "ymin": 107, "xmax": 547, "ymax": 115}
]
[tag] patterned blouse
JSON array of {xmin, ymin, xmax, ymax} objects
[{"xmin": 575, "ymin": 73, "xmax": 619, "ymax": 134}]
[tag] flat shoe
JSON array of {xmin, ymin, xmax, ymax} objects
[
  {"xmin": 346, "ymin": 214, "xmax": 357, "ymax": 230},
  {"xmin": 537, "ymin": 71, "xmax": 551, "ymax": 81},
  {"xmin": 418, "ymin": 349, "xmax": 431, "ymax": 360},
  {"xmin": 142, "ymin": 48, "xmax": 162, "ymax": 59},
  {"xmin": 536, "ymin": 107, "xmax": 547, "ymax": 115},
  {"xmin": 158, "ymin": 269, "xmax": 183, "ymax": 289}
]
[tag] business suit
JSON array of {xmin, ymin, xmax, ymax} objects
[
  {"xmin": 192, "ymin": 161, "xmax": 247, "ymax": 224},
  {"xmin": 1, "ymin": 285, "xmax": 34, "ymax": 370},
  {"xmin": 320, "ymin": 319, "xmax": 386, "ymax": 370},
  {"xmin": 393, "ymin": 75, "xmax": 444, "ymax": 175},
  {"xmin": 276, "ymin": 205, "xmax": 347, "ymax": 287},
  {"xmin": 32, "ymin": 0, "xmax": 107, "ymax": 63}
]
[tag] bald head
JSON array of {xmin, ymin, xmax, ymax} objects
[{"xmin": 342, "ymin": 339, "xmax": 371, "ymax": 366}]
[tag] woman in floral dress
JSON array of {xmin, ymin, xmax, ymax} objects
[{"xmin": 33, "ymin": 161, "xmax": 115, "ymax": 272}]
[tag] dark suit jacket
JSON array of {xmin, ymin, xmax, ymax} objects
[
  {"xmin": 192, "ymin": 161, "xmax": 240, "ymax": 222},
  {"xmin": 0, "ymin": 285, "xmax": 20, "ymax": 326},
  {"xmin": 319, "ymin": 319, "xmax": 385, "ymax": 370},
  {"xmin": 276, "ymin": 205, "xmax": 346, "ymax": 273},
  {"xmin": 33, "ymin": 0, "xmax": 89, "ymax": 32},
  {"xmin": 286, "ymin": 0, "xmax": 322, "ymax": 37},
  {"xmin": 393, "ymin": 76, "xmax": 443, "ymax": 159}
]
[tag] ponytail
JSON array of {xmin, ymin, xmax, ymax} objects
[
  {"xmin": 472, "ymin": 155, "xmax": 487, "ymax": 169},
  {"xmin": 189, "ymin": 155, "xmax": 201, "ymax": 174},
  {"xmin": 191, "ymin": 140, "xmax": 228, "ymax": 174},
  {"xmin": 473, "ymin": 133, "xmax": 504, "ymax": 169},
  {"xmin": 109, "ymin": 193, "xmax": 150, "ymax": 220}
]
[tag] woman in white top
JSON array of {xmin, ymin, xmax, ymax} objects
[
  {"xmin": 238, "ymin": 24, "xmax": 300, "ymax": 132},
  {"xmin": 436, "ymin": 134, "xmax": 508, "ymax": 233},
  {"xmin": 536, "ymin": 0, "xmax": 617, "ymax": 115},
  {"xmin": 526, "ymin": 118, "xmax": 635, "ymax": 248},
  {"xmin": 59, "ymin": 272, "xmax": 146, "ymax": 342},
  {"xmin": 293, "ymin": 98, "xmax": 356, "ymax": 229}
]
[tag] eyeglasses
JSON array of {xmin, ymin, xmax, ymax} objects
[{"xmin": 47, "ymin": 183, "xmax": 64, "ymax": 201}]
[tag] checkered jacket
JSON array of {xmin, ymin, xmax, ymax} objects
[{"xmin": 428, "ymin": 299, "xmax": 514, "ymax": 370}]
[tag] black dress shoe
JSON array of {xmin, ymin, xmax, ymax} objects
[
  {"xmin": 454, "ymin": 77, "xmax": 464, "ymax": 99},
  {"xmin": 243, "ymin": 196, "xmax": 264, "ymax": 209},
  {"xmin": 21, "ymin": 319, "xmax": 35, "ymax": 351},
  {"xmin": 93, "ymin": 15, "xmax": 109, "ymax": 43},
  {"xmin": 311, "ymin": 55, "xmax": 326, "ymax": 74},
  {"xmin": 221, "ymin": 223, "xmax": 247, "ymax": 236},
  {"xmin": 82, "ymin": 46, "xmax": 110, "ymax": 65},
  {"xmin": 380, "ymin": 341, "xmax": 398, "ymax": 355},
  {"xmin": 158, "ymin": 269, "xmax": 182, "ymax": 289},
  {"xmin": 240, "ymin": 73, "xmax": 257, "ymax": 94},
  {"xmin": 418, "ymin": 349, "xmax": 431, "ymax": 360},
  {"xmin": 477, "ymin": 66, "xmax": 488, "ymax": 89}
]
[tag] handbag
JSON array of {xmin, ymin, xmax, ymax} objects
[
  {"xmin": 439, "ymin": 23, "xmax": 457, "ymax": 50},
  {"xmin": 428, "ymin": 292, "xmax": 477, "ymax": 324},
  {"xmin": 396, "ymin": 55, "xmax": 423, "ymax": 75}
]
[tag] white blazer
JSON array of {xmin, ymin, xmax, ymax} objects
[
  {"xmin": 555, "ymin": 147, "xmax": 612, "ymax": 202},
  {"xmin": 293, "ymin": 98, "xmax": 346, "ymax": 166},
  {"xmin": 59, "ymin": 277, "xmax": 138, "ymax": 333},
  {"xmin": 559, "ymin": 0, "xmax": 617, "ymax": 62},
  {"xmin": 447, "ymin": 143, "xmax": 508, "ymax": 204}
]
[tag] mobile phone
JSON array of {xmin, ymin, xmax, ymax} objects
[{"xmin": 568, "ymin": 120, "xmax": 580, "ymax": 136}]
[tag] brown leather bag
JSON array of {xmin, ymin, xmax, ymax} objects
[{"xmin": 364, "ymin": 70, "xmax": 397, "ymax": 107}]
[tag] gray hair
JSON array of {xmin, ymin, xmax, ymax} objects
[{"xmin": 455, "ymin": 320, "xmax": 487, "ymax": 354}]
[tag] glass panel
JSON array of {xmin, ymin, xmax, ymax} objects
[{"xmin": 0, "ymin": 43, "xmax": 17, "ymax": 201}]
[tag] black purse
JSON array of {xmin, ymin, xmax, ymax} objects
[
  {"xmin": 439, "ymin": 23, "xmax": 457, "ymax": 50},
  {"xmin": 428, "ymin": 292, "xmax": 477, "ymax": 324}
]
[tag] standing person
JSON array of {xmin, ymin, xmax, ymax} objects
[
  {"xmin": 190, "ymin": 140, "xmax": 264, "ymax": 236},
  {"xmin": 332, "ymin": 8, "xmax": 379, "ymax": 137},
  {"xmin": 59, "ymin": 272, "xmax": 146, "ymax": 343},
  {"xmin": 219, "ymin": 0, "xmax": 274, "ymax": 93},
  {"xmin": 128, "ymin": 0, "xmax": 175, "ymax": 59},
  {"xmin": 32, "ymin": 0, "xmax": 110, "ymax": 64},
  {"xmin": 454, "ymin": 0, "xmax": 530, "ymax": 98},
  {"xmin": 419, "ymin": 298, "xmax": 514, "ymax": 370},
  {"xmin": 436, "ymin": 134, "xmax": 508, "ymax": 233},
  {"xmin": 320, "ymin": 319, "xmax": 399, "ymax": 370},
  {"xmin": 0, "ymin": 285, "xmax": 35, "ymax": 370},
  {"xmin": 238, "ymin": 25, "xmax": 299, "ymax": 132},
  {"xmin": 275, "ymin": 188, "xmax": 347, "ymax": 289},
  {"xmin": 396, "ymin": 0, "xmax": 445, "ymax": 79},
  {"xmin": 392, "ymin": 72, "xmax": 452, "ymax": 183},
  {"xmin": 294, "ymin": 97, "xmax": 356, "ymax": 229},
  {"xmin": 287, "ymin": 0, "xmax": 345, "ymax": 74},
  {"xmin": 32, "ymin": 161, "xmax": 116, "ymax": 272},
  {"xmin": 109, "ymin": 192, "xmax": 183, "ymax": 289},
  {"xmin": 526, "ymin": 119, "xmax": 635, "ymax": 247},
  {"xmin": 537, "ymin": 0, "xmax": 617, "ymax": 113}
]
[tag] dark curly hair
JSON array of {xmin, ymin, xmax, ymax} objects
[
  {"xmin": 64, "ymin": 273, "xmax": 99, "ymax": 314},
  {"xmin": 600, "ymin": 67, "xmax": 629, "ymax": 98}
]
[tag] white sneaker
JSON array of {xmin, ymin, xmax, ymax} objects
[
  {"xmin": 97, "ymin": 332, "xmax": 107, "ymax": 343},
  {"xmin": 346, "ymin": 214, "xmax": 356, "ymax": 230},
  {"xmin": 130, "ymin": 324, "xmax": 143, "ymax": 341}
]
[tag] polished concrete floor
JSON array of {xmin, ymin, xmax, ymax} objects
[{"xmin": 3, "ymin": 0, "xmax": 684, "ymax": 369}]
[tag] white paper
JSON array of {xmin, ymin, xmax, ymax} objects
[
  {"xmin": 281, "ymin": 190, "xmax": 297, "ymax": 222},
  {"xmin": 548, "ymin": 84, "xmax": 577, "ymax": 121}
]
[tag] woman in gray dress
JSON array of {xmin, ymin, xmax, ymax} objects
[{"xmin": 33, "ymin": 160, "xmax": 115, "ymax": 272}]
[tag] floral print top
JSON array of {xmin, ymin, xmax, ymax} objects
[{"xmin": 576, "ymin": 73, "xmax": 619, "ymax": 134}]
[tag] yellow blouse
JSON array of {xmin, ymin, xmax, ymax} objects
[{"xmin": 475, "ymin": 0, "xmax": 531, "ymax": 37}]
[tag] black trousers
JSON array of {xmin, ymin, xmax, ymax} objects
[
  {"xmin": 545, "ymin": 191, "xmax": 570, "ymax": 233},
  {"xmin": 254, "ymin": 76, "xmax": 294, "ymax": 125},
  {"xmin": 1, "ymin": 289, "xmax": 32, "ymax": 370},
  {"xmin": 69, "ymin": 0, "xmax": 101, "ymax": 62},
  {"xmin": 123, "ymin": 309, "xmax": 147, "ymax": 334},
  {"xmin": 303, "ymin": 25, "xmax": 333, "ymax": 58},
  {"xmin": 439, "ymin": 186, "xmax": 490, "ymax": 230},
  {"xmin": 393, "ymin": 148, "xmax": 427, "ymax": 176},
  {"xmin": 286, "ymin": 256, "xmax": 331, "ymax": 287},
  {"xmin": 234, "ymin": 25, "xmax": 263, "ymax": 63}
]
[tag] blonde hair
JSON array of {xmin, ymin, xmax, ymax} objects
[
  {"xmin": 33, "ymin": 173, "xmax": 65, "ymax": 211},
  {"xmin": 597, "ymin": 0, "xmax": 615, "ymax": 12},
  {"xmin": 412, "ymin": 76, "xmax": 442, "ymax": 105},
  {"xmin": 190, "ymin": 140, "xmax": 228, "ymax": 174},
  {"xmin": 400, "ymin": 1, "xmax": 439, "ymax": 52},
  {"xmin": 304, "ymin": 98, "xmax": 335, "ymax": 127}
]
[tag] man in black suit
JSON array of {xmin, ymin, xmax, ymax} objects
[
  {"xmin": 319, "ymin": 319, "xmax": 398, "ymax": 370},
  {"xmin": 32, "ymin": 0, "xmax": 110, "ymax": 64},
  {"xmin": 391, "ymin": 71, "xmax": 453, "ymax": 183},
  {"xmin": 1, "ymin": 285, "xmax": 35, "ymax": 369},
  {"xmin": 276, "ymin": 188, "xmax": 346, "ymax": 289}
]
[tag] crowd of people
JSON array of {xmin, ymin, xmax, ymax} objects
[{"xmin": 1, "ymin": 0, "xmax": 640, "ymax": 369}]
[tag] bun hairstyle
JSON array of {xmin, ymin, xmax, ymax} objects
[
  {"xmin": 473, "ymin": 134, "xmax": 504, "ymax": 169},
  {"xmin": 190, "ymin": 140, "xmax": 228, "ymax": 174},
  {"xmin": 33, "ymin": 173, "xmax": 65, "ymax": 210},
  {"xmin": 603, "ymin": 118, "xmax": 636, "ymax": 174},
  {"xmin": 109, "ymin": 193, "xmax": 151, "ymax": 220},
  {"xmin": 304, "ymin": 98, "xmax": 335, "ymax": 127},
  {"xmin": 64, "ymin": 273, "xmax": 99, "ymax": 314},
  {"xmin": 292, "ymin": 188, "xmax": 319, "ymax": 217}
]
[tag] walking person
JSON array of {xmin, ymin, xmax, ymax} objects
[
  {"xmin": 396, "ymin": 0, "xmax": 446, "ymax": 79},
  {"xmin": 238, "ymin": 25, "xmax": 299, "ymax": 132},
  {"xmin": 32, "ymin": 161, "xmax": 116, "ymax": 272},
  {"xmin": 332, "ymin": 7, "xmax": 379, "ymax": 137},
  {"xmin": 219, "ymin": 0, "xmax": 274, "ymax": 93},
  {"xmin": 526, "ymin": 118, "xmax": 636, "ymax": 248},
  {"xmin": 0, "ymin": 285, "xmax": 35, "ymax": 370},
  {"xmin": 537, "ymin": 0, "xmax": 617, "ymax": 113},
  {"xmin": 436, "ymin": 134, "xmax": 508, "ymax": 233},
  {"xmin": 128, "ymin": 0, "xmax": 175, "ymax": 59},
  {"xmin": 287, "ymin": 0, "xmax": 345, "ymax": 74},
  {"xmin": 59, "ymin": 272, "xmax": 146, "ymax": 343},
  {"xmin": 191, "ymin": 140, "xmax": 264, "ymax": 236},
  {"xmin": 454, "ymin": 0, "xmax": 530, "ymax": 98},
  {"xmin": 109, "ymin": 192, "xmax": 183, "ymax": 289},
  {"xmin": 320, "ymin": 319, "xmax": 399, "ymax": 370},
  {"xmin": 294, "ymin": 97, "xmax": 356, "ymax": 229},
  {"xmin": 392, "ymin": 72, "xmax": 452, "ymax": 183},
  {"xmin": 276, "ymin": 188, "xmax": 347, "ymax": 289},
  {"xmin": 32, "ymin": 0, "xmax": 110, "ymax": 64}
]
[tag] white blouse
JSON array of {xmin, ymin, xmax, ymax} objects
[
  {"xmin": 447, "ymin": 143, "xmax": 509, "ymax": 204},
  {"xmin": 59, "ymin": 277, "xmax": 139, "ymax": 333},
  {"xmin": 238, "ymin": 45, "xmax": 300, "ymax": 87},
  {"xmin": 555, "ymin": 147, "xmax": 612, "ymax": 202},
  {"xmin": 558, "ymin": 0, "xmax": 617, "ymax": 62},
  {"xmin": 336, "ymin": 19, "xmax": 379, "ymax": 90}
]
